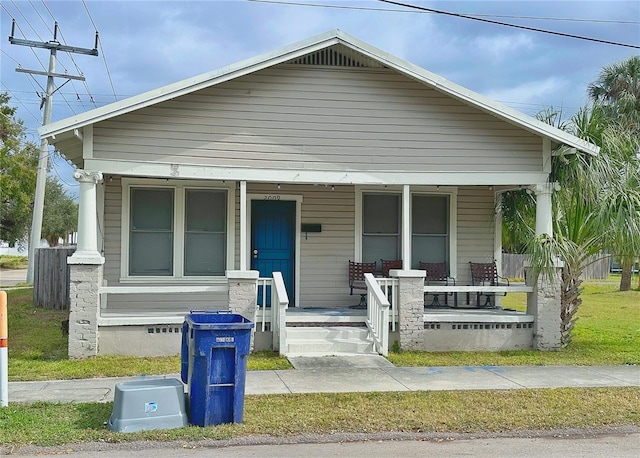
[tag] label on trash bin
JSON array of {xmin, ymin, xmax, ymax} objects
[
  {"xmin": 145, "ymin": 402, "xmax": 158, "ymax": 413},
  {"xmin": 216, "ymin": 336, "xmax": 234, "ymax": 343}
]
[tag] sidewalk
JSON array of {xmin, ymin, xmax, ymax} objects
[{"xmin": 7, "ymin": 357, "xmax": 640, "ymax": 404}]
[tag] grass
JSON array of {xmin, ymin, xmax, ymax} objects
[
  {"xmin": 0, "ymin": 388, "xmax": 638, "ymax": 447},
  {"xmin": 1, "ymin": 278, "xmax": 639, "ymax": 449},
  {"xmin": 0, "ymin": 255, "xmax": 28, "ymax": 269},
  {"xmin": 4, "ymin": 277, "xmax": 639, "ymax": 381},
  {"xmin": 388, "ymin": 276, "xmax": 640, "ymax": 367},
  {"xmin": 5, "ymin": 288, "xmax": 291, "ymax": 381}
]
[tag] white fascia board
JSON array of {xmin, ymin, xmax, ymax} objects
[
  {"xmin": 39, "ymin": 30, "xmax": 343, "ymax": 139},
  {"xmin": 335, "ymin": 31, "xmax": 599, "ymax": 156},
  {"xmin": 87, "ymin": 158, "xmax": 548, "ymax": 186}
]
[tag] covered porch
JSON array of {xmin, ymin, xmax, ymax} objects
[{"xmin": 66, "ymin": 175, "xmax": 550, "ymax": 358}]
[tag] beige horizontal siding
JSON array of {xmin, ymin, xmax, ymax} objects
[
  {"xmin": 456, "ymin": 186, "xmax": 496, "ymax": 284},
  {"xmin": 92, "ymin": 65, "xmax": 543, "ymax": 173}
]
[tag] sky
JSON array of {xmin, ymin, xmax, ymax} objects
[{"xmin": 1, "ymin": 0, "xmax": 639, "ymax": 198}]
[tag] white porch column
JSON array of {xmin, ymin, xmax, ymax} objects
[
  {"xmin": 527, "ymin": 182, "xmax": 562, "ymax": 350},
  {"xmin": 239, "ymin": 181, "xmax": 247, "ymax": 270},
  {"xmin": 69, "ymin": 170, "xmax": 104, "ymax": 264},
  {"xmin": 534, "ymin": 183, "xmax": 554, "ymax": 236},
  {"xmin": 402, "ymin": 185, "xmax": 411, "ymax": 270},
  {"xmin": 67, "ymin": 170, "xmax": 104, "ymax": 359}
]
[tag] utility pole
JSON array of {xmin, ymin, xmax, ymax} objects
[{"xmin": 9, "ymin": 21, "xmax": 98, "ymax": 283}]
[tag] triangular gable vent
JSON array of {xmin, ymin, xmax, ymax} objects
[{"xmin": 287, "ymin": 45, "xmax": 385, "ymax": 68}]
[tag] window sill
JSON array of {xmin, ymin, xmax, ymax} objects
[{"xmin": 118, "ymin": 276, "xmax": 228, "ymax": 285}]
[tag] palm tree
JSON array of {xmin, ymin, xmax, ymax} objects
[
  {"xmin": 588, "ymin": 55, "xmax": 640, "ymax": 290},
  {"xmin": 525, "ymin": 105, "xmax": 637, "ymax": 346}
]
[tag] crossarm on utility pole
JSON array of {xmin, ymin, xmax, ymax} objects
[{"xmin": 8, "ymin": 20, "xmax": 98, "ymax": 283}]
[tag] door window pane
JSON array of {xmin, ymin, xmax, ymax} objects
[{"xmin": 129, "ymin": 188, "xmax": 174, "ymax": 276}]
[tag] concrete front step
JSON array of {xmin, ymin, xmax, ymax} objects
[{"xmin": 286, "ymin": 326, "xmax": 377, "ymax": 356}]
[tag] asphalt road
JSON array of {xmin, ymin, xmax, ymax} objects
[
  {"xmin": 10, "ymin": 429, "xmax": 640, "ymax": 457},
  {"xmin": 0, "ymin": 268, "xmax": 27, "ymax": 287}
]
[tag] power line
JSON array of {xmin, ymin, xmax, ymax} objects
[
  {"xmin": 378, "ymin": 0, "xmax": 640, "ymax": 49},
  {"xmin": 2, "ymin": 3, "xmax": 48, "ymax": 71},
  {"xmin": 28, "ymin": 0, "xmax": 52, "ymax": 35},
  {"xmin": 82, "ymin": 0, "xmax": 118, "ymax": 102},
  {"xmin": 10, "ymin": 0, "xmax": 44, "ymax": 41},
  {"xmin": 31, "ymin": 1, "xmax": 89, "ymax": 111},
  {"xmin": 36, "ymin": 1, "xmax": 96, "ymax": 109},
  {"xmin": 54, "ymin": 24, "xmax": 97, "ymax": 109},
  {"xmin": 0, "ymin": 81, "xmax": 41, "ymax": 124},
  {"xmin": 249, "ymin": 0, "xmax": 640, "ymax": 25},
  {"xmin": 8, "ymin": 19, "xmax": 98, "ymax": 283}
]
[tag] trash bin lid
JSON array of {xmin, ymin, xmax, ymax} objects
[{"xmin": 185, "ymin": 310, "xmax": 254, "ymax": 330}]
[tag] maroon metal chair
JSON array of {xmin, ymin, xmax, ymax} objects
[
  {"xmin": 420, "ymin": 262, "xmax": 455, "ymax": 307},
  {"xmin": 349, "ymin": 260, "xmax": 377, "ymax": 307},
  {"xmin": 469, "ymin": 260, "xmax": 509, "ymax": 307},
  {"xmin": 381, "ymin": 259, "xmax": 402, "ymax": 277}
]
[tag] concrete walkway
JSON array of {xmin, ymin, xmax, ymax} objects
[{"xmin": 7, "ymin": 357, "xmax": 640, "ymax": 404}]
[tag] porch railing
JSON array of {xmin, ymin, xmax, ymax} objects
[
  {"xmin": 375, "ymin": 277, "xmax": 398, "ymax": 332},
  {"xmin": 271, "ymin": 272, "xmax": 289, "ymax": 356},
  {"xmin": 364, "ymin": 272, "xmax": 390, "ymax": 356},
  {"xmin": 256, "ymin": 277, "xmax": 273, "ymax": 331}
]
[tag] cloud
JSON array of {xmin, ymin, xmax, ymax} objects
[
  {"xmin": 483, "ymin": 77, "xmax": 571, "ymax": 110},
  {"xmin": 474, "ymin": 34, "xmax": 534, "ymax": 61}
]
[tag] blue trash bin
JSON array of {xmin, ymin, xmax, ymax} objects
[{"xmin": 181, "ymin": 310, "xmax": 254, "ymax": 427}]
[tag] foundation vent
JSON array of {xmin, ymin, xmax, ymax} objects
[{"xmin": 147, "ymin": 326, "xmax": 182, "ymax": 334}]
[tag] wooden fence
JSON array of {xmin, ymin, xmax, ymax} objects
[
  {"xmin": 501, "ymin": 253, "xmax": 611, "ymax": 280},
  {"xmin": 33, "ymin": 246, "xmax": 75, "ymax": 310}
]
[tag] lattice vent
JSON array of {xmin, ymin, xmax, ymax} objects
[{"xmin": 287, "ymin": 46, "xmax": 385, "ymax": 68}]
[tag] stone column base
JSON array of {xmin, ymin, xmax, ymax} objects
[
  {"xmin": 392, "ymin": 269, "xmax": 426, "ymax": 351},
  {"xmin": 227, "ymin": 270, "xmax": 259, "ymax": 351},
  {"xmin": 526, "ymin": 266, "xmax": 562, "ymax": 350},
  {"xmin": 68, "ymin": 263, "xmax": 103, "ymax": 359}
]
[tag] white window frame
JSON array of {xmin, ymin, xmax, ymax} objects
[
  {"xmin": 120, "ymin": 178, "xmax": 235, "ymax": 283},
  {"xmin": 355, "ymin": 186, "xmax": 458, "ymax": 278}
]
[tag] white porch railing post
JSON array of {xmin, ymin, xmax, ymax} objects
[
  {"xmin": 271, "ymin": 272, "xmax": 289, "ymax": 356},
  {"xmin": 365, "ymin": 273, "xmax": 390, "ymax": 356}
]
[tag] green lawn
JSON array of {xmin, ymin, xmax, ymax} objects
[
  {"xmin": 0, "ymin": 255, "xmax": 28, "ymax": 269},
  {"xmin": 4, "ymin": 288, "xmax": 291, "ymax": 381},
  {"xmin": 3, "ymin": 277, "xmax": 639, "ymax": 381},
  {"xmin": 389, "ymin": 277, "xmax": 640, "ymax": 367},
  {"xmin": 0, "ymin": 387, "xmax": 638, "ymax": 447},
  {"xmin": 1, "ymin": 279, "xmax": 639, "ymax": 448}
]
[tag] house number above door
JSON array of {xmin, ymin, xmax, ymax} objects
[{"xmin": 263, "ymin": 195, "xmax": 281, "ymax": 200}]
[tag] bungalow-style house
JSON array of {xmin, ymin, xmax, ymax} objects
[{"xmin": 40, "ymin": 30, "xmax": 598, "ymax": 359}]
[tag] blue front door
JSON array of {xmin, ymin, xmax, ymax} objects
[{"xmin": 251, "ymin": 200, "xmax": 296, "ymax": 306}]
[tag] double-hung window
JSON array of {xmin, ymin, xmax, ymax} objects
[
  {"xmin": 126, "ymin": 183, "xmax": 228, "ymax": 279},
  {"xmin": 412, "ymin": 194, "xmax": 449, "ymax": 267},
  {"xmin": 129, "ymin": 188, "xmax": 174, "ymax": 276},
  {"xmin": 362, "ymin": 193, "xmax": 400, "ymax": 265},
  {"xmin": 359, "ymin": 190, "xmax": 452, "ymax": 271}
]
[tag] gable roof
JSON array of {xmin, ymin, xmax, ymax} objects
[{"xmin": 40, "ymin": 29, "xmax": 599, "ymax": 155}]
